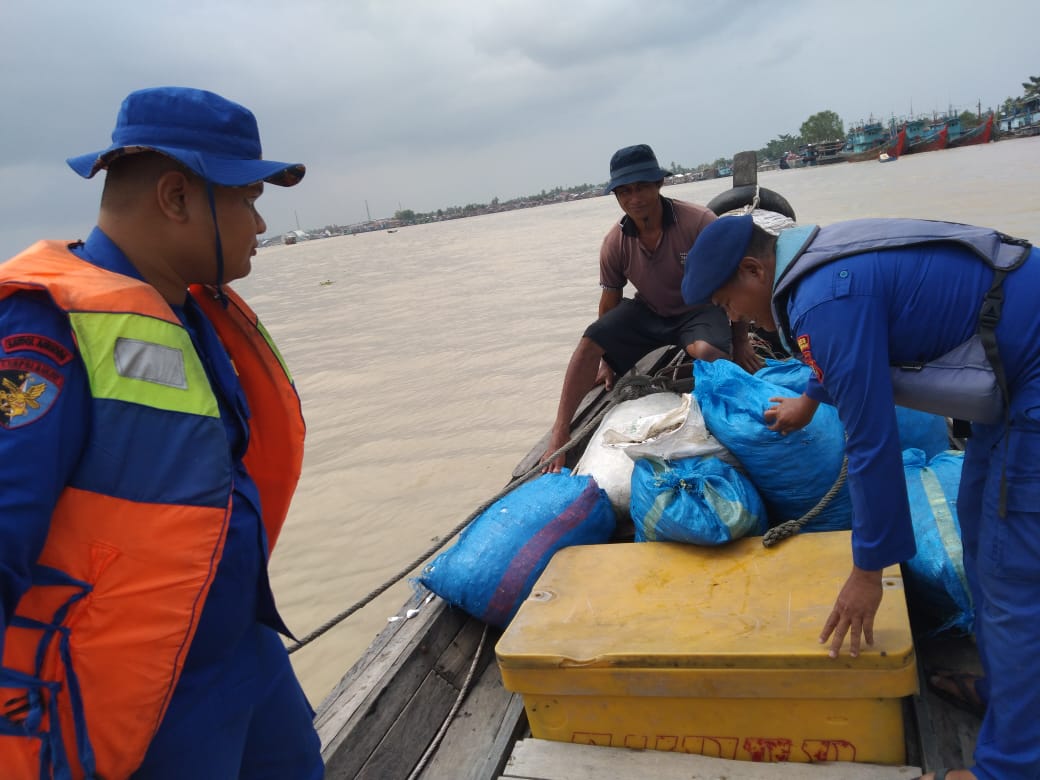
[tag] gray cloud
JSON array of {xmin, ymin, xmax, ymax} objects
[{"xmin": 2, "ymin": 0, "xmax": 1037, "ymax": 257}]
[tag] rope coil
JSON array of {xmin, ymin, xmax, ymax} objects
[{"xmin": 762, "ymin": 456, "xmax": 849, "ymax": 547}]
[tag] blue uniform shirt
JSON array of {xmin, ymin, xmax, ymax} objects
[
  {"xmin": 785, "ymin": 241, "xmax": 992, "ymax": 570},
  {"xmin": 0, "ymin": 228, "xmax": 288, "ymax": 665}
]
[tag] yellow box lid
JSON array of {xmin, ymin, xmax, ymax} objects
[{"xmin": 496, "ymin": 532, "xmax": 917, "ymax": 699}]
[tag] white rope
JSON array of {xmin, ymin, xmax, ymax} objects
[{"xmin": 719, "ymin": 188, "xmax": 797, "ymax": 235}]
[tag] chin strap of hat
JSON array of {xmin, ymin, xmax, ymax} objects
[{"xmin": 204, "ymin": 182, "xmax": 230, "ymax": 306}]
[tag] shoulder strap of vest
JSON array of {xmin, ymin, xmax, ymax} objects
[
  {"xmin": 0, "ymin": 241, "xmax": 178, "ymax": 322},
  {"xmin": 979, "ymin": 267, "xmax": 1013, "ymax": 516}
]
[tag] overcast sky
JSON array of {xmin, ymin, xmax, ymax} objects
[{"xmin": 2, "ymin": 0, "xmax": 1037, "ymax": 257}]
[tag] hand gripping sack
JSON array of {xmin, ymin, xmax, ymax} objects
[
  {"xmin": 757, "ymin": 358, "xmax": 951, "ymax": 458},
  {"xmin": 419, "ymin": 470, "xmax": 615, "ymax": 628},
  {"xmin": 630, "ymin": 456, "xmax": 766, "ymax": 545},
  {"xmin": 694, "ymin": 360, "xmax": 852, "ymax": 531}
]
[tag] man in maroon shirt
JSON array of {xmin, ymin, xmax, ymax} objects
[{"xmin": 541, "ymin": 144, "xmax": 757, "ymax": 472}]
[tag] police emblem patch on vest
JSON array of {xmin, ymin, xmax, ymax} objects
[
  {"xmin": 0, "ymin": 358, "xmax": 64, "ymax": 428},
  {"xmin": 796, "ymin": 334, "xmax": 824, "ymax": 384}
]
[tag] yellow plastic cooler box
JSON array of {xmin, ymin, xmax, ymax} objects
[{"xmin": 495, "ymin": 531, "xmax": 917, "ymax": 765}]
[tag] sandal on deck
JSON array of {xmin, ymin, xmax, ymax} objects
[{"xmin": 926, "ymin": 667, "xmax": 986, "ymax": 718}]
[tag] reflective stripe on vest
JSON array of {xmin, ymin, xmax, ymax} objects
[{"xmin": 70, "ymin": 311, "xmax": 218, "ymax": 417}]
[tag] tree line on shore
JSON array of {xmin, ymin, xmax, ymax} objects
[{"xmin": 385, "ymin": 73, "xmax": 1039, "ymax": 227}]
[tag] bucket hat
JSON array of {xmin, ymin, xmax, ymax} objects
[
  {"xmin": 603, "ymin": 144, "xmax": 672, "ymax": 194},
  {"xmin": 67, "ymin": 86, "xmax": 305, "ymax": 187},
  {"xmin": 681, "ymin": 214, "xmax": 754, "ymax": 305}
]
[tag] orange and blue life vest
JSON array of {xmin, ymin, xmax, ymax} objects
[{"xmin": 0, "ymin": 240, "xmax": 305, "ymax": 779}]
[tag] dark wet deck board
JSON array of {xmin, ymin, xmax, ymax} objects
[
  {"xmin": 317, "ymin": 592, "xmax": 525, "ymax": 780},
  {"xmin": 908, "ymin": 633, "xmax": 981, "ymax": 773}
]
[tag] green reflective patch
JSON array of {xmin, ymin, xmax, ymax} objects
[
  {"xmin": 70, "ymin": 312, "xmax": 218, "ymax": 417},
  {"xmin": 256, "ymin": 318, "xmax": 293, "ymax": 383}
]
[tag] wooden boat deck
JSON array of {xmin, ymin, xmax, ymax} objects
[{"xmin": 316, "ymin": 587, "xmax": 980, "ymax": 779}]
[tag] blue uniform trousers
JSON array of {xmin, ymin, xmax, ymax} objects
[
  {"xmin": 131, "ymin": 623, "xmax": 323, "ymax": 780},
  {"xmin": 959, "ymin": 350, "xmax": 1040, "ymax": 778}
]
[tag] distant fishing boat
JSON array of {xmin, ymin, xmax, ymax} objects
[
  {"xmin": 886, "ymin": 125, "xmax": 908, "ymax": 157},
  {"xmin": 843, "ymin": 120, "xmax": 888, "ymax": 154},
  {"xmin": 845, "ymin": 125, "xmax": 907, "ymax": 162},
  {"xmin": 949, "ymin": 114, "xmax": 995, "ymax": 148},
  {"xmin": 799, "ymin": 140, "xmax": 846, "ymax": 166},
  {"xmin": 905, "ymin": 124, "xmax": 949, "ymax": 154}
]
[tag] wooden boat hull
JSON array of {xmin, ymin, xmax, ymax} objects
[
  {"xmin": 905, "ymin": 125, "xmax": 948, "ymax": 154},
  {"xmin": 887, "ymin": 126, "xmax": 908, "ymax": 157},
  {"xmin": 841, "ymin": 142, "xmax": 891, "ymax": 163},
  {"xmin": 846, "ymin": 127, "xmax": 908, "ymax": 161},
  {"xmin": 949, "ymin": 115, "xmax": 995, "ymax": 148}
]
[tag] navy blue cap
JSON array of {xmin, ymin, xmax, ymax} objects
[
  {"xmin": 67, "ymin": 87, "xmax": 305, "ymax": 187},
  {"xmin": 603, "ymin": 144, "xmax": 672, "ymax": 194},
  {"xmin": 681, "ymin": 214, "xmax": 754, "ymax": 305}
]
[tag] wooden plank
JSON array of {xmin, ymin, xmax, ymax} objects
[
  {"xmin": 909, "ymin": 636, "xmax": 980, "ymax": 773},
  {"xmin": 319, "ymin": 596, "xmax": 470, "ymax": 778},
  {"xmin": 732, "ymin": 151, "xmax": 759, "ymax": 187},
  {"xmin": 418, "ymin": 656, "xmax": 528, "ymax": 780},
  {"xmin": 356, "ymin": 625, "xmax": 516, "ymax": 780},
  {"xmin": 500, "ymin": 739, "xmax": 923, "ymax": 780},
  {"xmin": 355, "ymin": 668, "xmax": 458, "ymax": 780},
  {"xmin": 315, "ymin": 590, "xmax": 437, "ymax": 738},
  {"xmin": 432, "ymin": 618, "xmax": 499, "ymax": 689}
]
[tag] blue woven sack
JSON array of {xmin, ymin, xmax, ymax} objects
[
  {"xmin": 894, "ymin": 407, "xmax": 951, "ymax": 459},
  {"xmin": 757, "ymin": 358, "xmax": 950, "ymax": 458},
  {"xmin": 630, "ymin": 456, "xmax": 766, "ymax": 545},
  {"xmin": 902, "ymin": 448, "xmax": 973, "ymax": 636},
  {"xmin": 754, "ymin": 358, "xmax": 809, "ymax": 393},
  {"xmin": 694, "ymin": 360, "xmax": 852, "ymax": 531},
  {"xmin": 418, "ymin": 470, "xmax": 615, "ymax": 627}
]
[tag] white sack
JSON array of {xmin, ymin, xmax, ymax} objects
[{"xmin": 573, "ymin": 393, "xmax": 687, "ymax": 519}]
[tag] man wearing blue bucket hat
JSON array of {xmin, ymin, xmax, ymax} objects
[
  {"xmin": 0, "ymin": 87, "xmax": 322, "ymax": 778},
  {"xmin": 541, "ymin": 144, "xmax": 757, "ymax": 472},
  {"xmin": 683, "ymin": 213, "xmax": 1040, "ymax": 780}
]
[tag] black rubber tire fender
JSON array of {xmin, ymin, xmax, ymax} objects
[{"xmin": 706, "ymin": 185, "xmax": 796, "ymax": 221}]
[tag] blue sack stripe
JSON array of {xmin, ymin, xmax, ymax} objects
[{"xmin": 902, "ymin": 448, "xmax": 973, "ymax": 636}]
